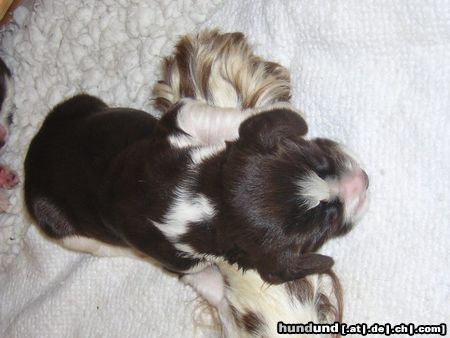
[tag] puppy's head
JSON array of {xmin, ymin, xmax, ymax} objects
[{"xmin": 221, "ymin": 108, "xmax": 369, "ymax": 284}]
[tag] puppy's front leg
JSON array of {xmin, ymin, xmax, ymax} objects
[
  {"xmin": 182, "ymin": 264, "xmax": 239, "ymax": 336},
  {"xmin": 182, "ymin": 264, "xmax": 225, "ymax": 307},
  {"xmin": 174, "ymin": 99, "xmax": 302, "ymax": 146}
]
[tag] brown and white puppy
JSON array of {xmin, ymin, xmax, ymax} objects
[
  {"xmin": 25, "ymin": 32, "xmax": 367, "ymax": 286},
  {"xmin": 24, "ymin": 94, "xmax": 344, "ymax": 282},
  {"xmin": 153, "ymin": 30, "xmax": 368, "ymax": 283},
  {"xmin": 152, "ymin": 30, "xmax": 366, "ymax": 337}
]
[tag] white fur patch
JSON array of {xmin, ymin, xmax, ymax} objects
[
  {"xmin": 61, "ymin": 236, "xmax": 137, "ymax": 258},
  {"xmin": 168, "ymin": 133, "xmax": 201, "ymax": 149},
  {"xmin": 190, "ymin": 143, "xmax": 226, "ymax": 165},
  {"xmin": 173, "ymin": 242, "xmax": 198, "ymax": 255},
  {"xmin": 177, "ymin": 98, "xmax": 253, "ymax": 144},
  {"xmin": 182, "ymin": 264, "xmax": 225, "ymax": 306},
  {"xmin": 342, "ymin": 187, "xmax": 369, "ymax": 224},
  {"xmin": 153, "ymin": 187, "xmax": 216, "ymax": 243},
  {"xmin": 176, "ymin": 99, "xmax": 304, "ymax": 147},
  {"xmin": 297, "ymin": 172, "xmax": 334, "ymax": 209},
  {"xmin": 60, "ymin": 236, "xmax": 165, "ymax": 268},
  {"xmin": 334, "ymin": 144, "xmax": 369, "ymax": 223}
]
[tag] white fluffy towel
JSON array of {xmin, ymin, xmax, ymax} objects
[{"xmin": 1, "ymin": 0, "xmax": 449, "ymax": 337}]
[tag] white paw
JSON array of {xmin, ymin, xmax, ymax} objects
[{"xmin": 182, "ymin": 264, "xmax": 225, "ymax": 307}]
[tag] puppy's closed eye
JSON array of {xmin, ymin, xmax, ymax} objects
[
  {"xmin": 324, "ymin": 203, "xmax": 340, "ymax": 227},
  {"xmin": 313, "ymin": 156, "xmax": 333, "ymax": 178}
]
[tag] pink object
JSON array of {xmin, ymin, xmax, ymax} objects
[
  {"xmin": 339, "ymin": 169, "xmax": 369, "ymax": 215},
  {"xmin": 0, "ymin": 164, "xmax": 19, "ymax": 189},
  {"xmin": 340, "ymin": 169, "xmax": 368, "ymax": 200}
]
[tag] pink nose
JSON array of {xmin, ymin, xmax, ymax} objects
[{"xmin": 339, "ymin": 169, "xmax": 369, "ymax": 201}]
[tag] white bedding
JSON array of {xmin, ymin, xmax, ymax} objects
[{"xmin": 1, "ymin": 0, "xmax": 449, "ymax": 337}]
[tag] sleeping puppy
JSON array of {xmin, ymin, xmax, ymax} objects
[
  {"xmin": 25, "ymin": 31, "xmax": 367, "ymax": 284},
  {"xmin": 153, "ymin": 30, "xmax": 369, "ymax": 283},
  {"xmin": 24, "ymin": 93, "xmax": 358, "ymax": 282},
  {"xmin": 152, "ymin": 30, "xmax": 367, "ymax": 337}
]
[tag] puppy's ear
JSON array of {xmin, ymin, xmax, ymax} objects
[
  {"xmin": 260, "ymin": 253, "xmax": 334, "ymax": 284},
  {"xmin": 291, "ymin": 252, "xmax": 334, "ymax": 277},
  {"xmin": 238, "ymin": 108, "xmax": 308, "ymax": 147}
]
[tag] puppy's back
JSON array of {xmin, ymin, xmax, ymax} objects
[
  {"xmin": 37, "ymin": 94, "xmax": 108, "ymax": 129},
  {"xmin": 24, "ymin": 94, "xmax": 157, "ymax": 241}
]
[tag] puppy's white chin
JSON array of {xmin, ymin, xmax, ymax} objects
[
  {"xmin": 338, "ymin": 168, "xmax": 369, "ymax": 224},
  {"xmin": 346, "ymin": 191, "xmax": 369, "ymax": 224}
]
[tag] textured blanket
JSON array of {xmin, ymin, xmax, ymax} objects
[{"xmin": 1, "ymin": 0, "xmax": 449, "ymax": 337}]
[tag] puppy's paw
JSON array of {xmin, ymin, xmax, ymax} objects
[
  {"xmin": 182, "ymin": 264, "xmax": 225, "ymax": 307},
  {"xmin": 0, "ymin": 164, "xmax": 19, "ymax": 189}
]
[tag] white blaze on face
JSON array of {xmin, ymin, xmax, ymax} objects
[
  {"xmin": 297, "ymin": 172, "xmax": 334, "ymax": 209},
  {"xmin": 297, "ymin": 168, "xmax": 368, "ymax": 223}
]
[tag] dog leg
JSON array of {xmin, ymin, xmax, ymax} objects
[
  {"xmin": 182, "ymin": 264, "xmax": 225, "ymax": 307},
  {"xmin": 175, "ymin": 99, "xmax": 301, "ymax": 147},
  {"xmin": 61, "ymin": 236, "xmax": 139, "ymax": 258}
]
